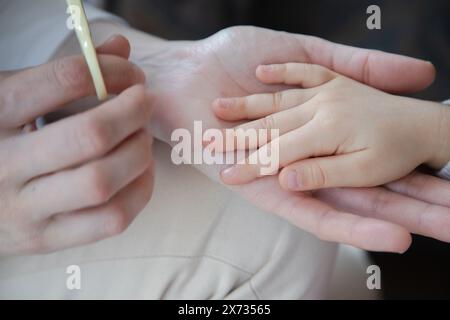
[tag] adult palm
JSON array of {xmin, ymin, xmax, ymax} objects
[{"xmin": 143, "ymin": 26, "xmax": 450, "ymax": 252}]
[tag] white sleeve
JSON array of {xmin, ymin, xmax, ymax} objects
[{"xmin": 0, "ymin": 0, "xmax": 124, "ymax": 70}]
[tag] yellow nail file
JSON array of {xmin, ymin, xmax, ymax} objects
[{"xmin": 66, "ymin": 0, "xmax": 107, "ymax": 101}]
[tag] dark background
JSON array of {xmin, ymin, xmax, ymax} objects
[{"xmin": 106, "ymin": 0, "xmax": 450, "ymax": 299}]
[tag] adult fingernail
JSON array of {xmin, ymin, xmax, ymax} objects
[
  {"xmin": 102, "ymin": 34, "xmax": 120, "ymax": 46},
  {"xmin": 286, "ymin": 170, "xmax": 299, "ymax": 190}
]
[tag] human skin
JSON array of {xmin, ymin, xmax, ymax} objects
[
  {"xmin": 56, "ymin": 24, "xmax": 450, "ymax": 253},
  {"xmin": 0, "ymin": 36, "xmax": 154, "ymax": 256},
  {"xmin": 211, "ymin": 63, "xmax": 450, "ymax": 190}
]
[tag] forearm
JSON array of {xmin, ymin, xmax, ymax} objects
[{"xmin": 53, "ymin": 21, "xmax": 195, "ymax": 144}]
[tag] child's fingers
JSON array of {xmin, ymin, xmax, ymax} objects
[
  {"xmin": 256, "ymin": 63, "xmax": 338, "ymax": 87},
  {"xmin": 40, "ymin": 168, "xmax": 153, "ymax": 252},
  {"xmin": 278, "ymin": 152, "xmax": 372, "ymax": 191},
  {"xmin": 212, "ymin": 88, "xmax": 317, "ymax": 121},
  {"xmin": 211, "ymin": 105, "xmax": 314, "ymax": 152},
  {"xmin": 220, "ymin": 123, "xmax": 335, "ymax": 184}
]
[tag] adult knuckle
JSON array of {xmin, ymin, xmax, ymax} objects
[
  {"xmin": 51, "ymin": 57, "xmax": 89, "ymax": 94},
  {"xmin": 408, "ymin": 174, "xmax": 430, "ymax": 198},
  {"xmin": 79, "ymin": 118, "xmax": 110, "ymax": 157},
  {"xmin": 27, "ymin": 237, "xmax": 48, "ymax": 255},
  {"xmin": 123, "ymin": 85, "xmax": 152, "ymax": 118},
  {"xmin": 104, "ymin": 203, "xmax": 130, "ymax": 236},
  {"xmin": 129, "ymin": 84, "xmax": 147, "ymax": 105},
  {"xmin": 128, "ymin": 131, "xmax": 153, "ymax": 168},
  {"xmin": 86, "ymin": 165, "xmax": 113, "ymax": 205},
  {"xmin": 19, "ymin": 228, "xmax": 47, "ymax": 255},
  {"xmin": 0, "ymin": 205, "xmax": 50, "ymax": 255},
  {"xmin": 137, "ymin": 130, "xmax": 154, "ymax": 155}
]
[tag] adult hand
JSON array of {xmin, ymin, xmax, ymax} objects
[
  {"xmin": 0, "ymin": 35, "xmax": 154, "ymax": 256},
  {"xmin": 140, "ymin": 26, "xmax": 447, "ymax": 253}
]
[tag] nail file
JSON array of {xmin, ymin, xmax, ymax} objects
[{"xmin": 66, "ymin": 0, "xmax": 108, "ymax": 101}]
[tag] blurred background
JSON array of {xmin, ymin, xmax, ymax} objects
[{"xmin": 103, "ymin": 0, "xmax": 450, "ymax": 299}]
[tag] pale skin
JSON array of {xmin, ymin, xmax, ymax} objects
[
  {"xmin": 3, "ymin": 24, "xmax": 450, "ymax": 255},
  {"xmin": 211, "ymin": 63, "xmax": 450, "ymax": 192},
  {"xmin": 0, "ymin": 36, "xmax": 154, "ymax": 256},
  {"xmin": 114, "ymin": 25, "xmax": 450, "ymax": 253}
]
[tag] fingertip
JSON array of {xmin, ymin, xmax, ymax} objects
[
  {"xmin": 360, "ymin": 220, "xmax": 412, "ymax": 253},
  {"xmin": 397, "ymin": 236, "xmax": 413, "ymax": 254},
  {"xmin": 97, "ymin": 34, "xmax": 131, "ymax": 59},
  {"xmin": 221, "ymin": 163, "xmax": 254, "ymax": 184},
  {"xmin": 255, "ymin": 65, "xmax": 267, "ymax": 79},
  {"xmin": 212, "ymin": 98, "xmax": 241, "ymax": 121},
  {"xmin": 256, "ymin": 64, "xmax": 276, "ymax": 83},
  {"xmin": 397, "ymin": 58, "xmax": 436, "ymax": 93},
  {"xmin": 420, "ymin": 60, "xmax": 436, "ymax": 89},
  {"xmin": 220, "ymin": 166, "xmax": 239, "ymax": 185},
  {"xmin": 279, "ymin": 169, "xmax": 301, "ymax": 191},
  {"xmin": 370, "ymin": 53, "xmax": 437, "ymax": 94}
]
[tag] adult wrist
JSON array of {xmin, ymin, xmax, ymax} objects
[{"xmin": 426, "ymin": 101, "xmax": 450, "ymax": 170}]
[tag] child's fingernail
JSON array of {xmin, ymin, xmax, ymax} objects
[
  {"xmin": 217, "ymin": 98, "xmax": 235, "ymax": 109},
  {"xmin": 221, "ymin": 166, "xmax": 237, "ymax": 181},
  {"xmin": 258, "ymin": 65, "xmax": 271, "ymax": 73},
  {"xmin": 259, "ymin": 64, "xmax": 278, "ymax": 72},
  {"xmin": 286, "ymin": 170, "xmax": 299, "ymax": 190}
]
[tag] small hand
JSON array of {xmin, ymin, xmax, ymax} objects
[{"xmin": 211, "ymin": 63, "xmax": 448, "ymax": 191}]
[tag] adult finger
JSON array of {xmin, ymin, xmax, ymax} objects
[
  {"xmin": 96, "ymin": 34, "xmax": 131, "ymax": 59},
  {"xmin": 236, "ymin": 175, "xmax": 411, "ymax": 253},
  {"xmin": 17, "ymin": 85, "xmax": 152, "ymax": 180},
  {"xmin": 296, "ymin": 34, "xmax": 436, "ymax": 93},
  {"xmin": 316, "ymin": 186, "xmax": 450, "ymax": 243},
  {"xmin": 20, "ymin": 129, "xmax": 153, "ymax": 220},
  {"xmin": 36, "ymin": 168, "xmax": 154, "ymax": 254},
  {"xmin": 386, "ymin": 172, "xmax": 450, "ymax": 207},
  {"xmin": 0, "ymin": 53, "xmax": 145, "ymax": 128}
]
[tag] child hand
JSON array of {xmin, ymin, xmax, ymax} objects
[{"xmin": 211, "ymin": 63, "xmax": 450, "ymax": 191}]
